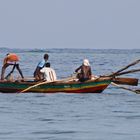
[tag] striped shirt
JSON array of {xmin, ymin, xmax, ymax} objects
[{"xmin": 40, "ymin": 67, "xmax": 57, "ymax": 82}]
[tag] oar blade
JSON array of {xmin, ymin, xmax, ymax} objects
[
  {"xmin": 135, "ymin": 90, "xmax": 140, "ymax": 94},
  {"xmin": 113, "ymin": 77, "xmax": 139, "ymax": 86}
]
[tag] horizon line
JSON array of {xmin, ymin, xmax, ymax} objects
[{"xmin": 0, "ymin": 47, "xmax": 140, "ymax": 50}]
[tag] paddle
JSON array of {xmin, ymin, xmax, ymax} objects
[
  {"xmin": 108, "ymin": 59, "xmax": 140, "ymax": 77},
  {"xmin": 20, "ymin": 80, "xmax": 54, "ymax": 93},
  {"xmin": 103, "ymin": 59, "xmax": 140, "ymax": 86},
  {"xmin": 16, "ymin": 77, "xmax": 35, "ymax": 81},
  {"xmin": 115, "ymin": 68, "xmax": 140, "ymax": 76},
  {"xmin": 111, "ymin": 82, "xmax": 140, "ymax": 94},
  {"xmin": 19, "ymin": 75, "xmax": 77, "ymax": 93},
  {"xmin": 112, "ymin": 77, "xmax": 139, "ymax": 86},
  {"xmin": 135, "ymin": 89, "xmax": 140, "ymax": 94}
]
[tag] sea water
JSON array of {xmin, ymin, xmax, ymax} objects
[{"xmin": 0, "ymin": 48, "xmax": 140, "ymax": 140}]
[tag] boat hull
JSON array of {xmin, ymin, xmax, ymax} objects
[{"xmin": 0, "ymin": 77, "xmax": 111, "ymax": 93}]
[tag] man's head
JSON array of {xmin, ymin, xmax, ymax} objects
[
  {"xmin": 83, "ymin": 59, "xmax": 90, "ymax": 66},
  {"xmin": 45, "ymin": 62, "xmax": 50, "ymax": 67},
  {"xmin": 44, "ymin": 53, "xmax": 49, "ymax": 61}
]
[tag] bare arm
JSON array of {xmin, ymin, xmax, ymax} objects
[{"xmin": 75, "ymin": 66, "xmax": 82, "ymax": 73}]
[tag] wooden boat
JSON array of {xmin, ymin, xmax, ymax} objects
[
  {"xmin": 0, "ymin": 59, "xmax": 139, "ymax": 94},
  {"xmin": 0, "ymin": 76, "xmax": 112, "ymax": 93}
]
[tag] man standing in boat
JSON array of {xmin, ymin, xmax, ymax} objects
[
  {"xmin": 75, "ymin": 59, "xmax": 92, "ymax": 82},
  {"xmin": 1, "ymin": 53, "xmax": 24, "ymax": 80},
  {"xmin": 33, "ymin": 53, "xmax": 49, "ymax": 81}
]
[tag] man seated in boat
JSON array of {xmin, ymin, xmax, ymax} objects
[
  {"xmin": 33, "ymin": 53, "xmax": 49, "ymax": 81},
  {"xmin": 75, "ymin": 59, "xmax": 92, "ymax": 82},
  {"xmin": 1, "ymin": 53, "xmax": 24, "ymax": 81},
  {"xmin": 40, "ymin": 62, "xmax": 57, "ymax": 82}
]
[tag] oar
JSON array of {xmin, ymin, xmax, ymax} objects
[
  {"xmin": 115, "ymin": 68, "xmax": 140, "ymax": 76},
  {"xmin": 108, "ymin": 59, "xmax": 140, "ymax": 77},
  {"xmin": 135, "ymin": 89, "xmax": 140, "ymax": 94},
  {"xmin": 60, "ymin": 74, "xmax": 77, "ymax": 82},
  {"xmin": 111, "ymin": 82, "xmax": 140, "ymax": 94},
  {"xmin": 19, "ymin": 75, "xmax": 77, "ymax": 93},
  {"xmin": 20, "ymin": 80, "xmax": 54, "ymax": 93},
  {"xmin": 112, "ymin": 77, "xmax": 139, "ymax": 86},
  {"xmin": 17, "ymin": 77, "xmax": 35, "ymax": 81}
]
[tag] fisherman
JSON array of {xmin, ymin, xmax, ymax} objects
[
  {"xmin": 40, "ymin": 62, "xmax": 57, "ymax": 82},
  {"xmin": 75, "ymin": 59, "xmax": 92, "ymax": 82},
  {"xmin": 1, "ymin": 53, "xmax": 24, "ymax": 80},
  {"xmin": 33, "ymin": 53, "xmax": 49, "ymax": 81}
]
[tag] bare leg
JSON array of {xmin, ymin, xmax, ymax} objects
[
  {"xmin": 34, "ymin": 67, "xmax": 43, "ymax": 81},
  {"xmin": 10, "ymin": 64, "xmax": 16, "ymax": 73},
  {"xmin": 5, "ymin": 64, "xmax": 16, "ymax": 79},
  {"xmin": 16, "ymin": 64, "xmax": 24, "ymax": 79},
  {"xmin": 1, "ymin": 64, "xmax": 10, "ymax": 80}
]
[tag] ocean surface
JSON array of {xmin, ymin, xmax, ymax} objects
[{"xmin": 0, "ymin": 48, "xmax": 140, "ymax": 140}]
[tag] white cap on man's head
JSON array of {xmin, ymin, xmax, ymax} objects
[{"xmin": 83, "ymin": 59, "xmax": 90, "ymax": 66}]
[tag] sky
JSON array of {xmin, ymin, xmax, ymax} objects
[{"xmin": 0, "ymin": 0, "xmax": 140, "ymax": 49}]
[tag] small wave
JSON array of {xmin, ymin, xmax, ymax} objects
[
  {"xmin": 115, "ymin": 115, "xmax": 140, "ymax": 119},
  {"xmin": 38, "ymin": 118, "xmax": 54, "ymax": 122},
  {"xmin": 0, "ymin": 132, "xmax": 14, "ymax": 135},
  {"xmin": 112, "ymin": 110, "xmax": 135, "ymax": 113},
  {"xmin": 31, "ymin": 130, "xmax": 76, "ymax": 135},
  {"xmin": 26, "ymin": 49, "xmax": 50, "ymax": 53}
]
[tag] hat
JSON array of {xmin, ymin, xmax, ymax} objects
[{"xmin": 83, "ymin": 59, "xmax": 90, "ymax": 66}]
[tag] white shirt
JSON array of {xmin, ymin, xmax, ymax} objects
[{"xmin": 40, "ymin": 67, "xmax": 57, "ymax": 82}]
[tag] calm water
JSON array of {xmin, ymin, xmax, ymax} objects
[{"xmin": 0, "ymin": 48, "xmax": 140, "ymax": 140}]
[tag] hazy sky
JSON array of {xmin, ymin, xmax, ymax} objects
[{"xmin": 0, "ymin": 0, "xmax": 140, "ymax": 49}]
